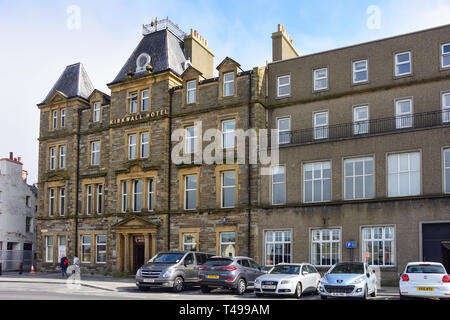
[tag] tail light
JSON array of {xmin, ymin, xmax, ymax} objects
[
  {"xmin": 221, "ymin": 266, "xmax": 237, "ymax": 271},
  {"xmin": 401, "ymin": 274, "xmax": 410, "ymax": 282},
  {"xmin": 225, "ymin": 278, "xmax": 235, "ymax": 282},
  {"xmin": 199, "ymin": 266, "xmax": 206, "ymax": 270},
  {"xmin": 443, "ymin": 275, "xmax": 450, "ymax": 283}
]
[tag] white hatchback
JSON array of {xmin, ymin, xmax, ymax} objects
[{"xmin": 399, "ymin": 262, "xmax": 450, "ymax": 300}]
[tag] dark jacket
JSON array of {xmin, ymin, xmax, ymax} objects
[{"xmin": 60, "ymin": 257, "xmax": 68, "ymax": 268}]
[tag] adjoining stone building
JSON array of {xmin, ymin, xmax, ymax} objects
[{"xmin": 36, "ymin": 19, "xmax": 450, "ymax": 284}]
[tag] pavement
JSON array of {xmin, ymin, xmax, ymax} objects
[{"xmin": 0, "ymin": 271, "xmax": 400, "ymax": 297}]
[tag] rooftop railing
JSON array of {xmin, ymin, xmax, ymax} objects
[{"xmin": 277, "ymin": 109, "xmax": 450, "ymax": 147}]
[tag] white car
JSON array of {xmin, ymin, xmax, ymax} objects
[
  {"xmin": 399, "ymin": 262, "xmax": 450, "ymax": 300},
  {"xmin": 254, "ymin": 263, "xmax": 321, "ymax": 298}
]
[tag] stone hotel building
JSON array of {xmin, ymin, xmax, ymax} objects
[{"xmin": 36, "ymin": 19, "xmax": 450, "ymax": 283}]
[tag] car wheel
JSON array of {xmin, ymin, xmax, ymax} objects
[
  {"xmin": 320, "ymin": 295, "xmax": 328, "ymax": 300},
  {"xmin": 173, "ymin": 276, "xmax": 184, "ymax": 293},
  {"xmin": 293, "ymin": 282, "xmax": 302, "ymax": 299},
  {"xmin": 138, "ymin": 286, "xmax": 150, "ymax": 292},
  {"xmin": 200, "ymin": 285, "xmax": 211, "ymax": 293},
  {"xmin": 361, "ymin": 285, "xmax": 368, "ymax": 300},
  {"xmin": 234, "ymin": 278, "xmax": 246, "ymax": 295}
]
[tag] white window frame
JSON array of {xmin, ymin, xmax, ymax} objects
[
  {"xmin": 311, "ymin": 228, "xmax": 341, "ymax": 267},
  {"xmin": 314, "ymin": 111, "xmax": 329, "ymax": 140},
  {"xmin": 59, "ymin": 146, "xmax": 66, "ymax": 169},
  {"xmin": 361, "ymin": 226, "xmax": 396, "ymax": 267},
  {"xmin": 395, "ymin": 51, "xmax": 412, "ymax": 76},
  {"xmin": 81, "ymin": 235, "xmax": 91, "ymax": 263},
  {"xmin": 182, "ymin": 233, "xmax": 197, "ymax": 251},
  {"xmin": 313, "ymin": 68, "xmax": 328, "ymax": 91},
  {"xmin": 184, "ymin": 126, "xmax": 197, "ymax": 154},
  {"xmin": 443, "ymin": 148, "xmax": 450, "ymax": 194},
  {"xmin": 45, "ymin": 236, "xmax": 54, "ymax": 262},
  {"xmin": 395, "ymin": 98, "xmax": 413, "ymax": 129},
  {"xmin": 59, "ymin": 187, "xmax": 65, "ymax": 216},
  {"xmin": 222, "ymin": 120, "xmax": 236, "ymax": 149},
  {"xmin": 52, "ymin": 110, "xmax": 58, "ymax": 129},
  {"xmin": 96, "ymin": 235, "xmax": 107, "ymax": 264},
  {"xmin": 133, "ymin": 179, "xmax": 142, "ymax": 212},
  {"xmin": 186, "ymin": 80, "xmax": 197, "ymax": 104},
  {"xmin": 271, "ymin": 165, "xmax": 286, "ymax": 205},
  {"xmin": 128, "ymin": 134, "xmax": 137, "ymax": 160},
  {"xmin": 60, "ymin": 108, "xmax": 66, "ymax": 127},
  {"xmin": 91, "ymin": 141, "xmax": 100, "ymax": 165},
  {"xmin": 49, "ymin": 147, "xmax": 56, "ymax": 170},
  {"xmin": 442, "ymin": 92, "xmax": 450, "ymax": 123},
  {"xmin": 277, "ymin": 75, "xmax": 291, "ymax": 97},
  {"xmin": 140, "ymin": 132, "xmax": 149, "ymax": 158},
  {"xmin": 387, "ymin": 151, "xmax": 421, "ymax": 197},
  {"xmin": 148, "ymin": 178, "xmax": 154, "ymax": 211},
  {"xmin": 121, "ymin": 181, "xmax": 128, "ymax": 213},
  {"xmin": 277, "ymin": 117, "xmax": 291, "ymax": 145},
  {"xmin": 441, "ymin": 43, "xmax": 450, "ymax": 69},
  {"xmin": 141, "ymin": 90, "xmax": 149, "ymax": 112},
  {"xmin": 264, "ymin": 230, "xmax": 292, "ymax": 267},
  {"xmin": 353, "ymin": 105, "xmax": 369, "ymax": 135},
  {"xmin": 86, "ymin": 185, "xmax": 92, "ymax": 215},
  {"xmin": 49, "ymin": 188, "xmax": 55, "ymax": 216},
  {"xmin": 352, "ymin": 59, "xmax": 368, "ymax": 84},
  {"xmin": 221, "ymin": 171, "xmax": 236, "ymax": 208},
  {"xmin": 93, "ymin": 102, "xmax": 101, "ymax": 122},
  {"xmin": 129, "ymin": 92, "xmax": 138, "ymax": 114},
  {"xmin": 223, "ymin": 72, "xmax": 235, "ymax": 97},
  {"xmin": 219, "ymin": 231, "xmax": 236, "ymax": 257},
  {"xmin": 303, "ymin": 161, "xmax": 332, "ymax": 203},
  {"xmin": 184, "ymin": 174, "xmax": 197, "ymax": 210},
  {"xmin": 344, "ymin": 157, "xmax": 375, "ymax": 200},
  {"xmin": 97, "ymin": 184, "xmax": 103, "ymax": 214},
  {"xmin": 57, "ymin": 235, "xmax": 66, "ymax": 260}
]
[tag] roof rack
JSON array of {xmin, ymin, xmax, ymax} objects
[{"xmin": 142, "ymin": 17, "xmax": 186, "ymax": 41}]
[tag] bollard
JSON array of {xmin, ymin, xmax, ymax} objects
[{"xmin": 19, "ymin": 262, "xmax": 23, "ymax": 274}]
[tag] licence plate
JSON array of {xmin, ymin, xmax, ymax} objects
[
  {"xmin": 207, "ymin": 275, "xmax": 220, "ymax": 279},
  {"xmin": 262, "ymin": 285, "xmax": 276, "ymax": 289},
  {"xmin": 331, "ymin": 293, "xmax": 346, "ymax": 296},
  {"xmin": 417, "ymin": 287, "xmax": 434, "ymax": 291},
  {"xmin": 143, "ymin": 279, "xmax": 155, "ymax": 283}
]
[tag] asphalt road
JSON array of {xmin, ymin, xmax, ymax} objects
[{"xmin": 0, "ymin": 280, "xmax": 399, "ymax": 300}]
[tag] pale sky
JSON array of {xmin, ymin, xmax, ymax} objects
[{"xmin": 1, "ymin": 0, "xmax": 450, "ymax": 184}]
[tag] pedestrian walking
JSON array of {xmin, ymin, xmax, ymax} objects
[{"xmin": 60, "ymin": 256, "xmax": 69, "ymax": 278}]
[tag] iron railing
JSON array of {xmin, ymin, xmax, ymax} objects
[
  {"xmin": 277, "ymin": 109, "xmax": 450, "ymax": 147},
  {"xmin": 142, "ymin": 18, "xmax": 186, "ymax": 40}
]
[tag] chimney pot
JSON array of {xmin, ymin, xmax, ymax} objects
[{"xmin": 9, "ymin": 152, "xmax": 13, "ymax": 160}]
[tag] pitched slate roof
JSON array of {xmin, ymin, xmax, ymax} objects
[
  {"xmin": 40, "ymin": 63, "xmax": 94, "ymax": 105},
  {"xmin": 109, "ymin": 28, "xmax": 188, "ymax": 85}
]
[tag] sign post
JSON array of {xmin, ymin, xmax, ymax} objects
[{"xmin": 346, "ymin": 241, "xmax": 357, "ymax": 262}]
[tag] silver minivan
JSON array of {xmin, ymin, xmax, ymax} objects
[{"xmin": 135, "ymin": 251, "xmax": 213, "ymax": 292}]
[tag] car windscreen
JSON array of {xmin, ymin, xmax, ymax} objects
[
  {"xmin": 149, "ymin": 253, "xmax": 185, "ymax": 263},
  {"xmin": 329, "ymin": 263, "xmax": 364, "ymax": 274},
  {"xmin": 203, "ymin": 258, "xmax": 233, "ymax": 267},
  {"xmin": 269, "ymin": 265, "xmax": 300, "ymax": 275},
  {"xmin": 406, "ymin": 265, "xmax": 446, "ymax": 274}
]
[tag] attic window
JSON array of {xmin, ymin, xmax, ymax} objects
[{"xmin": 136, "ymin": 53, "xmax": 151, "ymax": 72}]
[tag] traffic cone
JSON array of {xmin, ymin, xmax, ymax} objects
[{"xmin": 30, "ymin": 264, "xmax": 36, "ymax": 274}]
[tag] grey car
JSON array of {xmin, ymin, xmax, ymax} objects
[
  {"xmin": 198, "ymin": 256, "xmax": 267, "ymax": 295},
  {"xmin": 319, "ymin": 262, "xmax": 377, "ymax": 300},
  {"xmin": 135, "ymin": 251, "xmax": 213, "ymax": 292}
]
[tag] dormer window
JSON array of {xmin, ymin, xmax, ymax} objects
[
  {"xmin": 186, "ymin": 80, "xmax": 197, "ymax": 104},
  {"xmin": 93, "ymin": 102, "xmax": 101, "ymax": 122},
  {"xmin": 136, "ymin": 53, "xmax": 151, "ymax": 73},
  {"xmin": 223, "ymin": 72, "xmax": 235, "ymax": 97}
]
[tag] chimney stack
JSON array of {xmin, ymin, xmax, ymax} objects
[
  {"xmin": 271, "ymin": 24, "xmax": 299, "ymax": 62},
  {"xmin": 9, "ymin": 152, "xmax": 13, "ymax": 160},
  {"xmin": 184, "ymin": 29, "xmax": 214, "ymax": 79},
  {"xmin": 22, "ymin": 168, "xmax": 28, "ymax": 183}
]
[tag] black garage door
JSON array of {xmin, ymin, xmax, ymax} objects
[{"xmin": 422, "ymin": 223, "xmax": 450, "ymax": 272}]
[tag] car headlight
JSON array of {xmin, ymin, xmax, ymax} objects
[
  {"xmin": 280, "ymin": 280, "xmax": 292, "ymax": 285},
  {"xmin": 350, "ymin": 276, "xmax": 366, "ymax": 284},
  {"xmin": 320, "ymin": 277, "xmax": 327, "ymax": 285},
  {"xmin": 162, "ymin": 268, "xmax": 173, "ymax": 278},
  {"xmin": 136, "ymin": 268, "xmax": 142, "ymax": 277},
  {"xmin": 255, "ymin": 279, "xmax": 260, "ymax": 284}
]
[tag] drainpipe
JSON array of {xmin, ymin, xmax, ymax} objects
[
  {"xmin": 75, "ymin": 106, "xmax": 90, "ymax": 256},
  {"xmin": 168, "ymin": 88, "xmax": 174, "ymax": 251},
  {"xmin": 247, "ymin": 71, "xmax": 253, "ymax": 257}
]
